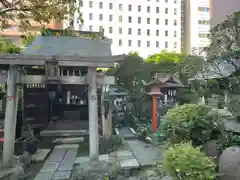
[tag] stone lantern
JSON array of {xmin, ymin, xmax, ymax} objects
[{"xmin": 144, "ymin": 73, "xmax": 183, "ymax": 132}]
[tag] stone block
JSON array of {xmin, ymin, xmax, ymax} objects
[
  {"xmin": 52, "ymin": 171, "xmax": 72, "ymax": 180},
  {"xmin": 75, "ymin": 156, "xmax": 90, "ymax": 164},
  {"xmin": 99, "ymin": 154, "xmax": 109, "ymax": 162},
  {"xmin": 117, "ymin": 151, "xmax": 134, "ymax": 160},
  {"xmin": 120, "ymin": 158, "xmax": 139, "ymax": 169},
  {"xmin": 34, "ymin": 172, "xmax": 54, "ymax": 180},
  {"xmin": 31, "ymin": 149, "xmax": 51, "ymax": 162},
  {"xmin": 40, "ymin": 162, "xmax": 60, "ymax": 173}
]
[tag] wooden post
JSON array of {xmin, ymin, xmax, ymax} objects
[
  {"xmin": 2, "ymin": 65, "xmax": 19, "ymax": 168},
  {"xmin": 152, "ymin": 95, "xmax": 157, "ymax": 132}
]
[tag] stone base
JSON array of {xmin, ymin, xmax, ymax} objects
[{"xmin": 31, "ymin": 149, "xmax": 51, "ymax": 163}]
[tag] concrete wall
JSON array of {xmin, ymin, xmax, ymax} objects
[{"xmin": 211, "ymin": 0, "xmax": 240, "ymax": 27}]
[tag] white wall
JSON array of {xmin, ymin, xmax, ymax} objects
[
  {"xmin": 189, "ymin": 0, "xmax": 210, "ymax": 55},
  {"xmin": 74, "ymin": 0, "xmax": 182, "ymax": 58}
]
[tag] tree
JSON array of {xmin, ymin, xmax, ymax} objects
[{"xmin": 0, "ymin": 0, "xmax": 83, "ymax": 29}]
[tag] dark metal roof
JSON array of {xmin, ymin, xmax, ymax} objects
[
  {"xmin": 21, "ymin": 35, "xmax": 112, "ymax": 57},
  {"xmin": 194, "ymin": 59, "xmax": 240, "ymax": 80}
]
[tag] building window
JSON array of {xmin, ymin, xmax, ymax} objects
[
  {"xmin": 147, "ymin": 6, "xmax": 150, "ymax": 13},
  {"xmin": 119, "ymin": 16, "xmax": 123, "ymax": 22},
  {"xmin": 109, "ymin": 15, "xmax": 113, "ymax": 21},
  {"xmin": 198, "ymin": 20, "xmax": 210, "ymax": 25},
  {"xmin": 99, "ymin": 26, "xmax": 104, "ymax": 33},
  {"xmin": 174, "ymin": 31, "xmax": 177, "ymax": 37},
  {"xmin": 99, "ymin": 14, "xmax": 103, "ymax": 21},
  {"xmin": 119, "ymin": 27, "xmax": 122, "ymax": 34},
  {"xmin": 89, "ymin": 25, "xmax": 92, "ymax": 31},
  {"xmin": 156, "ymin": 30, "xmax": 159, "ymax": 36},
  {"xmin": 128, "ymin": 28, "xmax": 132, "ymax": 35},
  {"xmin": 89, "ymin": 1, "xmax": 93, "ymax": 8},
  {"xmin": 147, "ymin": 18, "xmax": 150, "ymax": 24},
  {"xmin": 138, "ymin": 5, "xmax": 141, "ymax": 12},
  {"xmin": 109, "ymin": 3, "xmax": 113, "ymax": 9},
  {"xmin": 165, "ymin": 8, "xmax": 168, "ymax": 14},
  {"xmin": 174, "ymin": 42, "xmax": 177, "ymax": 48},
  {"xmin": 147, "ymin": 29, "xmax": 150, "ymax": 36},
  {"xmin": 174, "ymin": 8, "xmax": 177, "ymax": 15},
  {"xmin": 165, "ymin": 42, "xmax": 168, "ymax": 48},
  {"xmin": 156, "ymin": 7, "xmax": 160, "ymax": 13},
  {"xmin": 198, "ymin": 7, "xmax": 210, "ymax": 12},
  {"xmin": 119, "ymin": 4, "xmax": 122, "ymax": 10},
  {"xmin": 128, "ymin": 16, "xmax": 132, "ymax": 23},
  {"xmin": 119, "ymin": 39, "xmax": 122, "ymax": 46},
  {"xmin": 165, "ymin": 0, "xmax": 168, "ymax": 2},
  {"xmin": 156, "ymin": 41, "xmax": 159, "ymax": 48},
  {"xmin": 109, "ymin": 27, "xmax": 113, "ymax": 33},
  {"xmin": 89, "ymin": 13, "xmax": 93, "ymax": 20},
  {"xmin": 138, "ymin": 29, "xmax": 141, "ymax": 35},
  {"xmin": 138, "ymin": 17, "xmax": 141, "ymax": 24},
  {"xmin": 165, "ymin": 19, "xmax": 168, "ymax": 25},
  {"xmin": 147, "ymin": 41, "xmax": 150, "ymax": 47},
  {"xmin": 174, "ymin": 0, "xmax": 177, "ymax": 3},
  {"xmin": 174, "ymin": 20, "xmax": 177, "ymax": 26},
  {"xmin": 198, "ymin": 33, "xmax": 210, "ymax": 38},
  {"xmin": 129, "ymin": 5, "xmax": 132, "ymax": 11},
  {"xmin": 138, "ymin": 40, "xmax": 141, "ymax": 47},
  {"xmin": 156, "ymin": 18, "xmax": 159, "ymax": 25},
  {"xmin": 165, "ymin": 30, "xmax": 168, "ymax": 36},
  {"xmin": 128, "ymin": 40, "xmax": 132, "ymax": 46},
  {"xmin": 99, "ymin": 2, "xmax": 103, "ymax": 9}
]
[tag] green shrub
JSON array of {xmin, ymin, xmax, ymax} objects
[
  {"xmin": 160, "ymin": 104, "xmax": 224, "ymax": 146},
  {"xmin": 163, "ymin": 142, "xmax": 216, "ymax": 180}
]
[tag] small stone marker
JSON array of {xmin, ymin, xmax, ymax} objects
[{"xmin": 31, "ymin": 149, "xmax": 51, "ymax": 162}]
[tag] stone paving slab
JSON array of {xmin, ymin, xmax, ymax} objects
[
  {"xmin": 33, "ymin": 172, "xmax": 54, "ymax": 180},
  {"xmin": 32, "ymin": 149, "xmax": 51, "ymax": 162},
  {"xmin": 52, "ymin": 171, "xmax": 72, "ymax": 180},
  {"xmin": 40, "ymin": 162, "xmax": 61, "ymax": 173},
  {"xmin": 75, "ymin": 154, "xmax": 110, "ymax": 164},
  {"xmin": 46, "ymin": 148, "xmax": 67, "ymax": 163},
  {"xmin": 127, "ymin": 140, "xmax": 162, "ymax": 167},
  {"xmin": 58, "ymin": 148, "xmax": 78, "ymax": 171}
]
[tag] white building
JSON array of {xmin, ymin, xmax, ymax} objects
[
  {"xmin": 73, "ymin": 0, "xmax": 182, "ymax": 58},
  {"xmin": 183, "ymin": 0, "xmax": 211, "ymax": 55}
]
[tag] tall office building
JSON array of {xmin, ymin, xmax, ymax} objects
[
  {"xmin": 74, "ymin": 0, "xmax": 182, "ymax": 58},
  {"xmin": 181, "ymin": 0, "xmax": 211, "ymax": 55},
  {"xmin": 211, "ymin": 0, "xmax": 240, "ymax": 27}
]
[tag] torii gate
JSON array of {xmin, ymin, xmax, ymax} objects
[{"xmin": 0, "ymin": 42, "xmax": 124, "ymax": 168}]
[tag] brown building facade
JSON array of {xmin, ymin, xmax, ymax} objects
[{"xmin": 211, "ymin": 0, "xmax": 240, "ymax": 27}]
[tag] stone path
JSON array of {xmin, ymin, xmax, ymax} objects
[
  {"xmin": 117, "ymin": 127, "xmax": 136, "ymax": 139},
  {"xmin": 34, "ymin": 144, "xmax": 79, "ymax": 180},
  {"xmin": 126, "ymin": 139, "xmax": 162, "ymax": 167}
]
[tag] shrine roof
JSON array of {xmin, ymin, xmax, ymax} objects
[
  {"xmin": 21, "ymin": 29, "xmax": 112, "ymax": 57},
  {"xmin": 143, "ymin": 73, "xmax": 183, "ymax": 87}
]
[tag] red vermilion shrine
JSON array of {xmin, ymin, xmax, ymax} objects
[{"xmin": 144, "ymin": 73, "xmax": 183, "ymax": 132}]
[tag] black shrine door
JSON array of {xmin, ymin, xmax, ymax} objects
[{"xmin": 23, "ymin": 84, "xmax": 49, "ymax": 127}]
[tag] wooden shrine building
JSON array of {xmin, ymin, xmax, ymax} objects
[{"xmin": 0, "ymin": 29, "xmax": 124, "ymax": 168}]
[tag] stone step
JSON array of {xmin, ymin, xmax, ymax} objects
[
  {"xmin": 40, "ymin": 130, "xmax": 88, "ymax": 137},
  {"xmin": 53, "ymin": 137, "xmax": 84, "ymax": 144}
]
